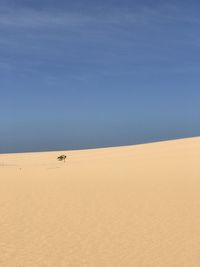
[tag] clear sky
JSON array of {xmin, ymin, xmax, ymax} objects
[{"xmin": 0, "ymin": 0, "xmax": 200, "ymax": 153}]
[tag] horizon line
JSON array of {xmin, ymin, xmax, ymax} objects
[{"xmin": 1, "ymin": 135, "xmax": 199, "ymax": 156}]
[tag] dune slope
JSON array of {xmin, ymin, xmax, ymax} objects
[{"xmin": 0, "ymin": 137, "xmax": 200, "ymax": 266}]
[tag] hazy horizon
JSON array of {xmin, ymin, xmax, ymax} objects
[{"xmin": 1, "ymin": 0, "xmax": 200, "ymax": 153}]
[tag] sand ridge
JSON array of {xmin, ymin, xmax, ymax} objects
[{"xmin": 0, "ymin": 137, "xmax": 200, "ymax": 266}]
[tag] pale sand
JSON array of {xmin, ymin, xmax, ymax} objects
[{"xmin": 0, "ymin": 137, "xmax": 200, "ymax": 266}]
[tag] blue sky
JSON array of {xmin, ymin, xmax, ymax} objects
[{"xmin": 0, "ymin": 0, "xmax": 200, "ymax": 153}]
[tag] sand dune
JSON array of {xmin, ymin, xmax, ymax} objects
[{"xmin": 0, "ymin": 137, "xmax": 200, "ymax": 266}]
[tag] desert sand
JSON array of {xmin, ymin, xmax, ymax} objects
[{"xmin": 0, "ymin": 137, "xmax": 200, "ymax": 266}]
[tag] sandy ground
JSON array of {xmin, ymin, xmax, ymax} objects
[{"xmin": 0, "ymin": 137, "xmax": 200, "ymax": 266}]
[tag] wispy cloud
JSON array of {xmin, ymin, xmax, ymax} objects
[
  {"xmin": 0, "ymin": 9, "xmax": 91, "ymax": 29},
  {"xmin": 0, "ymin": 2, "xmax": 200, "ymax": 78},
  {"xmin": 0, "ymin": 3, "xmax": 200, "ymax": 30}
]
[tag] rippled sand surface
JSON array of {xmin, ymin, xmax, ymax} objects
[{"xmin": 0, "ymin": 137, "xmax": 200, "ymax": 266}]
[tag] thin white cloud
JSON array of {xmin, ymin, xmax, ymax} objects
[
  {"xmin": 0, "ymin": 3, "xmax": 200, "ymax": 77},
  {"xmin": 0, "ymin": 6, "xmax": 169, "ymax": 29},
  {"xmin": 0, "ymin": 9, "xmax": 91, "ymax": 28},
  {"xmin": 0, "ymin": 4, "xmax": 199, "ymax": 31}
]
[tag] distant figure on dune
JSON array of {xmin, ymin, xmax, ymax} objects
[{"xmin": 57, "ymin": 155, "xmax": 67, "ymax": 162}]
